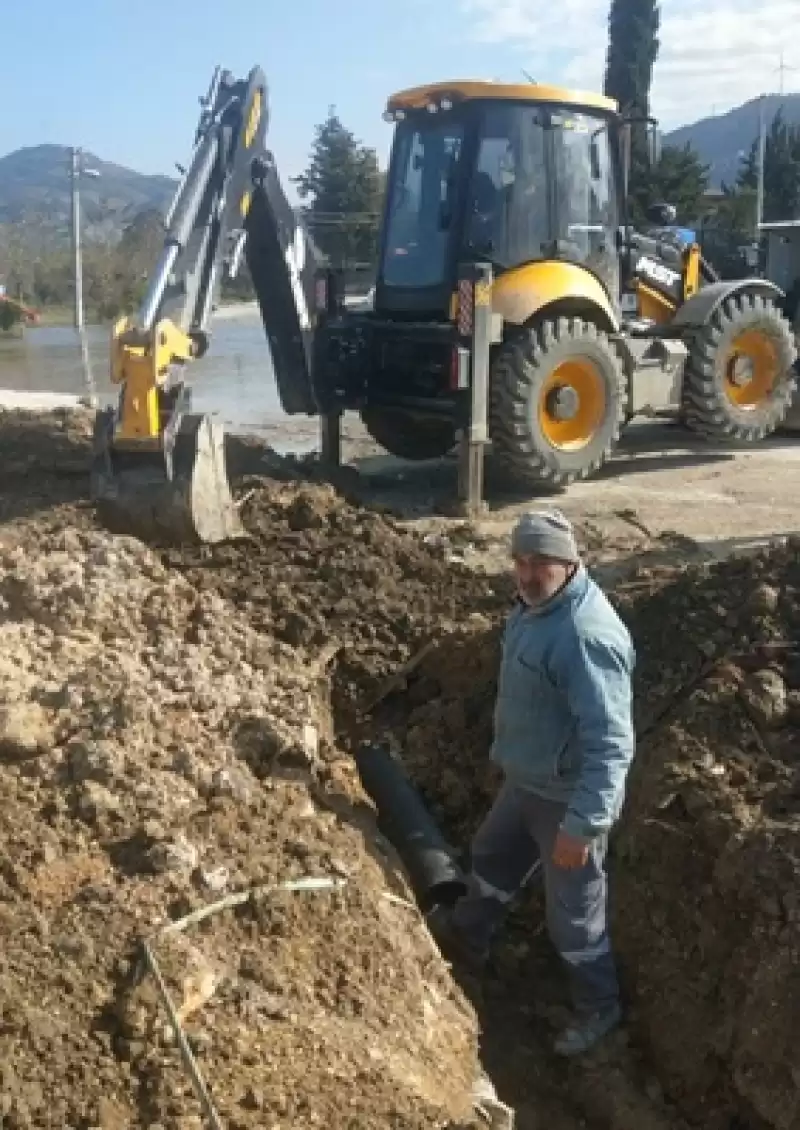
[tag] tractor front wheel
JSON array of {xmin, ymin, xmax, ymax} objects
[
  {"xmin": 681, "ymin": 293, "xmax": 797, "ymax": 441},
  {"xmin": 490, "ymin": 316, "xmax": 627, "ymax": 488}
]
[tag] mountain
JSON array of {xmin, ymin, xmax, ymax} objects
[
  {"xmin": 665, "ymin": 93, "xmax": 800, "ymax": 189},
  {"xmin": 0, "ymin": 145, "xmax": 177, "ymax": 240},
  {"xmin": 4, "ymin": 93, "xmax": 800, "ymax": 237}
]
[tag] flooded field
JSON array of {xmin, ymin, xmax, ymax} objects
[{"xmin": 0, "ymin": 306, "xmax": 329, "ymax": 449}]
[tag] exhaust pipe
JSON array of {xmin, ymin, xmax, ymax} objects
[{"xmin": 355, "ymin": 742, "xmax": 467, "ymax": 912}]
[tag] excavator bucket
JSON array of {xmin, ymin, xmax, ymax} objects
[{"xmin": 91, "ymin": 407, "xmax": 247, "ymax": 546}]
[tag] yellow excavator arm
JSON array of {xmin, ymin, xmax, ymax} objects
[{"xmin": 92, "ymin": 65, "xmax": 326, "ymax": 544}]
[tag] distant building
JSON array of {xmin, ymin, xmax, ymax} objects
[{"xmin": 700, "ymin": 187, "xmax": 726, "ymax": 210}]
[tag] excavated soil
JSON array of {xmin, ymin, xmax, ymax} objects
[
  {"xmin": 364, "ymin": 546, "xmax": 800, "ymax": 1130},
  {"xmin": 0, "ymin": 524, "xmax": 485, "ymax": 1129},
  {"xmin": 1, "ymin": 406, "xmax": 799, "ymax": 1129},
  {"xmin": 163, "ymin": 479, "xmax": 513, "ymax": 718}
]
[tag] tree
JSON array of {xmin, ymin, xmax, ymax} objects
[
  {"xmin": 603, "ymin": 0, "xmax": 661, "ymax": 223},
  {"xmin": 293, "ymin": 108, "xmax": 384, "ymax": 269},
  {"xmin": 647, "ymin": 143, "xmax": 710, "ymax": 222},
  {"xmin": 604, "ymin": 0, "xmax": 660, "ymax": 120},
  {"xmin": 736, "ymin": 108, "xmax": 800, "ymax": 223},
  {"xmin": 687, "ymin": 185, "xmax": 753, "ymax": 278},
  {"xmin": 0, "ymin": 300, "xmax": 21, "ymax": 332},
  {"xmin": 697, "ymin": 108, "xmax": 800, "ymax": 279}
]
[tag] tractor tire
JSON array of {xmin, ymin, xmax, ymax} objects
[
  {"xmin": 490, "ymin": 316, "xmax": 627, "ymax": 488},
  {"xmin": 777, "ymin": 282, "xmax": 800, "ymax": 433},
  {"xmin": 681, "ymin": 293, "xmax": 797, "ymax": 441},
  {"xmin": 360, "ymin": 407, "xmax": 457, "ymax": 461}
]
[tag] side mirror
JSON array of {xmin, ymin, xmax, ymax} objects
[{"xmin": 647, "ymin": 202, "xmax": 677, "ymax": 226}]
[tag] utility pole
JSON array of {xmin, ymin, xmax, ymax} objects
[
  {"xmin": 755, "ymin": 95, "xmax": 766, "ymax": 236},
  {"xmin": 69, "ymin": 146, "xmax": 100, "ymax": 407},
  {"xmin": 776, "ymin": 51, "xmax": 797, "ymax": 96}
]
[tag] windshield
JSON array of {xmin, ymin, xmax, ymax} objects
[
  {"xmin": 382, "ymin": 117, "xmax": 464, "ymax": 288},
  {"xmin": 467, "ymin": 103, "xmax": 620, "ymax": 292}
]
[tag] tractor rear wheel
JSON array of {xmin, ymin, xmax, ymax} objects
[
  {"xmin": 681, "ymin": 293, "xmax": 796, "ymax": 441},
  {"xmin": 777, "ymin": 282, "xmax": 800, "ymax": 433},
  {"xmin": 360, "ymin": 407, "xmax": 457, "ymax": 461},
  {"xmin": 490, "ymin": 317, "xmax": 627, "ymax": 488}
]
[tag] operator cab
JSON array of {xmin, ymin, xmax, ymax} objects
[{"xmin": 375, "ymin": 81, "xmax": 625, "ymax": 320}]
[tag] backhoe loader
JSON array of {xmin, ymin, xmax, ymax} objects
[{"xmin": 91, "ymin": 66, "xmax": 798, "ymax": 544}]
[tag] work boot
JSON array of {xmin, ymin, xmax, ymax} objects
[
  {"xmin": 553, "ymin": 1002, "xmax": 622, "ymax": 1057},
  {"xmin": 426, "ymin": 904, "xmax": 489, "ymax": 974}
]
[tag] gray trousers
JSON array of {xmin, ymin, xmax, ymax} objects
[{"xmin": 452, "ymin": 781, "xmax": 619, "ymax": 1014}]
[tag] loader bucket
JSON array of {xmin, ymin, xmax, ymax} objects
[{"xmin": 91, "ymin": 408, "xmax": 247, "ymax": 546}]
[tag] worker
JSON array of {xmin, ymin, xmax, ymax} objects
[{"xmin": 430, "ymin": 509, "xmax": 636, "ymax": 1057}]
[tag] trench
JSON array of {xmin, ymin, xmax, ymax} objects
[
  {"xmin": 322, "ymin": 540, "xmax": 800, "ymax": 1130},
  {"xmin": 331, "ymin": 658, "xmax": 690, "ymax": 1130},
  {"xmin": 159, "ymin": 469, "xmax": 800, "ymax": 1130}
]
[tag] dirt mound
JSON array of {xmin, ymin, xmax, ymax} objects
[
  {"xmin": 165, "ymin": 478, "xmax": 511, "ymax": 716},
  {"xmin": 365, "ymin": 545, "xmax": 800, "ymax": 1129},
  {"xmin": 611, "ymin": 549, "xmax": 800, "ymax": 1130},
  {"xmin": 0, "ymin": 408, "xmax": 97, "ymax": 540},
  {"xmin": 0, "ymin": 526, "xmax": 482, "ymax": 1128}
]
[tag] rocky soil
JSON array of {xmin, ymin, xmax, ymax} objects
[
  {"xmin": 165, "ymin": 478, "xmax": 511, "ymax": 720},
  {"xmin": 1, "ymin": 405, "xmax": 798, "ymax": 1130},
  {"xmin": 0, "ymin": 525, "xmax": 483, "ymax": 1128}
]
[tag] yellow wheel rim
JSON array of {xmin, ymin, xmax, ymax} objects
[
  {"xmin": 538, "ymin": 359, "xmax": 607, "ymax": 450},
  {"xmin": 723, "ymin": 330, "xmax": 779, "ymax": 409}
]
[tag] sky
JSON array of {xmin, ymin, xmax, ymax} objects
[{"xmin": 1, "ymin": 0, "xmax": 799, "ymax": 194}]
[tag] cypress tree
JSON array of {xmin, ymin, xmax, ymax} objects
[{"xmin": 604, "ymin": 0, "xmax": 661, "ymax": 222}]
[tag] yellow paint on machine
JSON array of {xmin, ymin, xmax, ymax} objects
[
  {"xmin": 539, "ymin": 359, "xmax": 607, "ymax": 450},
  {"xmin": 244, "ymin": 90, "xmax": 263, "ymax": 149},
  {"xmin": 683, "ymin": 244, "xmax": 701, "ymax": 300},
  {"xmin": 636, "ymin": 281, "xmax": 676, "ymax": 325},
  {"xmin": 724, "ymin": 330, "xmax": 780, "ymax": 409},
  {"xmin": 489, "ymin": 261, "xmax": 619, "ymax": 332},
  {"xmin": 387, "ymin": 79, "xmax": 618, "ymax": 116},
  {"xmin": 110, "ymin": 317, "xmax": 195, "ymax": 441}
]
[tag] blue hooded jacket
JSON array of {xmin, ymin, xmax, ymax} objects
[{"xmin": 491, "ymin": 564, "xmax": 635, "ymax": 841}]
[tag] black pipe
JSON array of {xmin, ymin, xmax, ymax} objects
[{"xmin": 355, "ymin": 742, "xmax": 468, "ymax": 912}]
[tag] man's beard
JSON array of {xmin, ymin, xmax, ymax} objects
[
  {"xmin": 519, "ymin": 565, "xmax": 575, "ymax": 607},
  {"xmin": 519, "ymin": 579, "xmax": 552, "ymax": 606}
]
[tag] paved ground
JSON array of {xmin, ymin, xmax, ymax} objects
[{"xmin": 332, "ymin": 416, "xmax": 799, "ymax": 576}]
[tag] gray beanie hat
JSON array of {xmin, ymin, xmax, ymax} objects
[{"xmin": 510, "ymin": 508, "xmax": 579, "ymax": 562}]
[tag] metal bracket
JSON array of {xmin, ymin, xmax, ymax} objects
[{"xmin": 456, "ymin": 262, "xmax": 493, "ymax": 517}]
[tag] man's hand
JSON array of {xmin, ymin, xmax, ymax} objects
[{"xmin": 552, "ymin": 829, "xmax": 590, "ymax": 869}]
